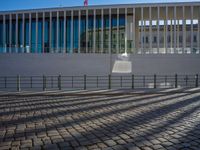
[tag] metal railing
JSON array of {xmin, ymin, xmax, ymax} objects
[{"xmin": 0, "ymin": 74, "xmax": 199, "ymax": 92}]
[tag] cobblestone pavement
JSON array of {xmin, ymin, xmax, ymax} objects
[{"xmin": 1, "ymin": 90, "xmax": 200, "ymax": 150}]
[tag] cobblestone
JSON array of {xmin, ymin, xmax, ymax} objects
[{"xmin": 1, "ymin": 91, "xmax": 200, "ymax": 149}]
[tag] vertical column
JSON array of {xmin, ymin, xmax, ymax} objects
[
  {"xmin": 71, "ymin": 10, "xmax": 73, "ymax": 53},
  {"xmin": 157, "ymin": 7, "xmax": 160, "ymax": 53},
  {"xmin": 22, "ymin": 13, "xmax": 25, "ymax": 52},
  {"xmin": 174, "ymin": 6, "xmax": 176, "ymax": 53},
  {"xmin": 64, "ymin": 11, "xmax": 66, "ymax": 53},
  {"xmin": 183, "ymin": 6, "xmax": 186, "ymax": 53},
  {"xmin": 191, "ymin": 6, "xmax": 193, "ymax": 53},
  {"xmin": 36, "ymin": 12, "xmax": 38, "ymax": 52},
  {"xmin": 3, "ymin": 15, "xmax": 5, "ymax": 52},
  {"xmin": 78, "ymin": 10, "xmax": 81, "ymax": 53},
  {"xmin": 141, "ymin": 7, "xmax": 144, "ymax": 53},
  {"xmin": 117, "ymin": 8, "xmax": 119, "ymax": 54},
  {"xmin": 86, "ymin": 9, "xmax": 88, "ymax": 53},
  {"xmin": 56, "ymin": 11, "xmax": 59, "ymax": 53},
  {"xmin": 132, "ymin": 8, "xmax": 135, "ymax": 53},
  {"xmin": 93, "ymin": 9, "xmax": 96, "ymax": 53},
  {"xmin": 149, "ymin": 7, "xmax": 152, "ymax": 53},
  {"xmin": 101, "ymin": 9, "xmax": 104, "ymax": 53},
  {"xmin": 9, "ymin": 14, "xmax": 12, "ymax": 52},
  {"xmin": 165, "ymin": 7, "xmax": 168, "ymax": 53},
  {"xmin": 49, "ymin": 12, "xmax": 52, "ymax": 53},
  {"xmin": 125, "ymin": 8, "xmax": 127, "ymax": 54},
  {"xmin": 16, "ymin": 14, "xmax": 18, "ymax": 53},
  {"xmin": 42, "ymin": 12, "xmax": 45, "ymax": 53},
  {"xmin": 109, "ymin": 8, "xmax": 111, "ymax": 54},
  {"xmin": 29, "ymin": 13, "xmax": 31, "ymax": 52}
]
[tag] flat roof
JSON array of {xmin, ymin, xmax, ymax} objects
[{"xmin": 0, "ymin": 1, "xmax": 199, "ymax": 14}]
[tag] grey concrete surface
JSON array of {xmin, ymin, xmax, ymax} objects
[{"xmin": 0, "ymin": 54, "xmax": 200, "ymax": 76}]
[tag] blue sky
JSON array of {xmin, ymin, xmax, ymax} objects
[{"xmin": 0, "ymin": 0, "xmax": 199, "ymax": 11}]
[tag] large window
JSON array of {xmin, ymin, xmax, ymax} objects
[
  {"xmin": 59, "ymin": 17, "xmax": 64, "ymax": 53},
  {"xmin": 95, "ymin": 14, "xmax": 101, "ymax": 53},
  {"xmin": 73, "ymin": 16, "xmax": 78, "ymax": 53},
  {"xmin": 37, "ymin": 19, "xmax": 43, "ymax": 53},
  {"xmin": 44, "ymin": 18, "xmax": 49, "ymax": 53},
  {"xmin": 0, "ymin": 21, "xmax": 3, "ymax": 52},
  {"xmin": 88, "ymin": 14, "xmax": 94, "ymax": 53},
  {"xmin": 31, "ymin": 19, "xmax": 36, "ymax": 53},
  {"xmin": 80, "ymin": 15, "xmax": 86, "ymax": 53},
  {"xmin": 103, "ymin": 15, "xmax": 109, "ymax": 53},
  {"xmin": 111, "ymin": 14, "xmax": 117, "ymax": 53},
  {"xmin": 119, "ymin": 14, "xmax": 125, "ymax": 53},
  {"xmin": 66, "ymin": 16, "xmax": 71, "ymax": 53}
]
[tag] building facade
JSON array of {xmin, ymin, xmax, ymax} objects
[
  {"xmin": 0, "ymin": 2, "xmax": 200, "ymax": 54},
  {"xmin": 0, "ymin": 2, "xmax": 200, "ymax": 76}
]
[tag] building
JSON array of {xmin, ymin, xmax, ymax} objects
[{"xmin": 0, "ymin": 2, "xmax": 200, "ymax": 76}]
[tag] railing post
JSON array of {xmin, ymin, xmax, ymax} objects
[
  {"xmin": 43, "ymin": 75, "xmax": 46, "ymax": 91},
  {"xmin": 108, "ymin": 74, "xmax": 111, "ymax": 89},
  {"xmin": 17, "ymin": 75, "xmax": 21, "ymax": 92},
  {"xmin": 175, "ymin": 74, "xmax": 178, "ymax": 88},
  {"xmin": 58, "ymin": 75, "xmax": 61, "ymax": 90},
  {"xmin": 143, "ymin": 75, "xmax": 145, "ymax": 88},
  {"xmin": 154, "ymin": 74, "xmax": 156, "ymax": 89},
  {"xmin": 195, "ymin": 74, "xmax": 199, "ymax": 88},
  {"xmin": 84, "ymin": 75, "xmax": 86, "ymax": 90},
  {"xmin": 132, "ymin": 75, "xmax": 134, "ymax": 89}
]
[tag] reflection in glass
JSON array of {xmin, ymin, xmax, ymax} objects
[
  {"xmin": 66, "ymin": 16, "xmax": 71, "ymax": 53},
  {"xmin": 80, "ymin": 15, "xmax": 86, "ymax": 53},
  {"xmin": 44, "ymin": 19, "xmax": 49, "ymax": 53},
  {"xmin": 103, "ymin": 15, "xmax": 109, "ymax": 53},
  {"xmin": 95, "ymin": 15, "xmax": 101, "ymax": 53},
  {"xmin": 31, "ymin": 19, "xmax": 36, "ymax": 53},
  {"xmin": 88, "ymin": 15, "xmax": 93, "ymax": 53},
  {"xmin": 73, "ymin": 16, "xmax": 78, "ymax": 53}
]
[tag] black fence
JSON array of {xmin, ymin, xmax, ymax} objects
[{"xmin": 0, "ymin": 74, "xmax": 199, "ymax": 92}]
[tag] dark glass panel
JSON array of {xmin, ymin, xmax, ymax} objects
[{"xmin": 73, "ymin": 16, "xmax": 78, "ymax": 53}]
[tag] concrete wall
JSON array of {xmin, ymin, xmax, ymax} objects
[{"xmin": 0, "ymin": 54, "xmax": 199, "ymax": 76}]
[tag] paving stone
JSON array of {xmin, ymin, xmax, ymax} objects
[{"xmin": 1, "ymin": 93, "xmax": 200, "ymax": 150}]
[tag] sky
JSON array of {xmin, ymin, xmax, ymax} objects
[{"xmin": 0, "ymin": 0, "xmax": 199, "ymax": 11}]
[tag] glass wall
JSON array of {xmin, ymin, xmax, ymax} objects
[
  {"xmin": 0, "ymin": 6, "xmax": 199, "ymax": 54},
  {"xmin": 103, "ymin": 14, "xmax": 109, "ymax": 53},
  {"xmin": 59, "ymin": 17, "xmax": 64, "ymax": 53},
  {"xmin": 11, "ymin": 20, "xmax": 16, "ymax": 53},
  {"xmin": 31, "ymin": 19, "xmax": 36, "ymax": 53},
  {"xmin": 18, "ymin": 18, "xmax": 23, "ymax": 53},
  {"xmin": 24, "ymin": 19, "xmax": 29, "ymax": 53},
  {"xmin": 111, "ymin": 14, "xmax": 117, "ymax": 53},
  {"xmin": 0, "ymin": 20, "xmax": 3, "ymax": 52},
  {"xmin": 5, "ymin": 19, "xmax": 9, "ymax": 52},
  {"xmin": 80, "ymin": 15, "xmax": 86, "ymax": 53},
  {"xmin": 88, "ymin": 14, "xmax": 94, "ymax": 53},
  {"xmin": 51, "ymin": 17, "xmax": 57, "ymax": 52},
  {"xmin": 66, "ymin": 16, "xmax": 71, "ymax": 53},
  {"xmin": 44, "ymin": 17, "xmax": 49, "ymax": 53},
  {"xmin": 119, "ymin": 14, "xmax": 125, "ymax": 53},
  {"xmin": 38, "ymin": 18, "xmax": 43, "ymax": 53},
  {"xmin": 73, "ymin": 16, "xmax": 78, "ymax": 53},
  {"xmin": 95, "ymin": 14, "xmax": 101, "ymax": 53}
]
